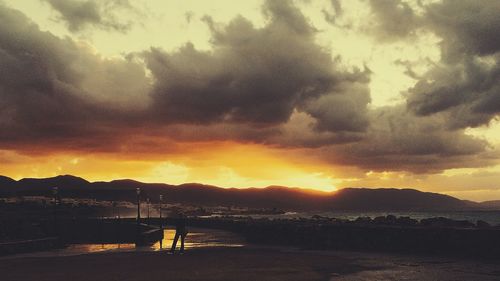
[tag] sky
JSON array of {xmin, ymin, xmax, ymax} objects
[{"xmin": 1, "ymin": 0, "xmax": 500, "ymax": 201}]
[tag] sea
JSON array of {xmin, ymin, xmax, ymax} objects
[{"xmin": 237, "ymin": 210, "xmax": 500, "ymax": 226}]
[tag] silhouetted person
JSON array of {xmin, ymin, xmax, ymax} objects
[{"xmin": 170, "ymin": 213, "xmax": 188, "ymax": 253}]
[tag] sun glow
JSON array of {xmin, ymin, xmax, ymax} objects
[
  {"xmin": 2, "ymin": 0, "xmax": 500, "ymax": 202},
  {"xmin": 1, "ymin": 142, "xmax": 338, "ymax": 191}
]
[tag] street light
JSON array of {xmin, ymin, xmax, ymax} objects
[
  {"xmin": 147, "ymin": 198, "xmax": 150, "ymax": 225},
  {"xmin": 136, "ymin": 188, "xmax": 141, "ymax": 245},
  {"xmin": 52, "ymin": 187, "xmax": 59, "ymax": 237},
  {"xmin": 159, "ymin": 195, "xmax": 163, "ymax": 229},
  {"xmin": 159, "ymin": 194, "xmax": 164, "ymax": 250},
  {"xmin": 112, "ymin": 201, "xmax": 117, "ymax": 219},
  {"xmin": 136, "ymin": 188, "xmax": 141, "ymax": 224}
]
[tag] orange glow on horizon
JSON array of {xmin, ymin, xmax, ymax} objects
[
  {"xmin": 0, "ymin": 142, "xmax": 339, "ymax": 192},
  {"xmin": 4, "ymin": 141, "xmax": 500, "ymax": 201}
]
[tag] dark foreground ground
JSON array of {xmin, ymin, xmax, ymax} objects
[{"xmin": 1, "ymin": 246, "xmax": 499, "ymax": 281}]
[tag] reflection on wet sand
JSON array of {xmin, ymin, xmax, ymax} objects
[
  {"xmin": 1, "ymin": 228, "xmax": 245, "ymax": 259},
  {"xmin": 70, "ymin": 227, "xmax": 245, "ymax": 254},
  {"xmin": 152, "ymin": 228, "xmax": 245, "ymax": 251},
  {"xmin": 67, "ymin": 243, "xmax": 136, "ymax": 253}
]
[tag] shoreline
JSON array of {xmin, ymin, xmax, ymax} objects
[
  {"xmin": 1, "ymin": 245, "xmax": 499, "ymax": 281},
  {"xmin": 0, "ymin": 227, "xmax": 245, "ymax": 259},
  {"xmin": 2, "ymin": 215, "xmax": 500, "ymax": 258},
  {"xmin": 1, "ymin": 224, "xmax": 499, "ymax": 280}
]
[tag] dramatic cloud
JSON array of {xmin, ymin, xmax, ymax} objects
[
  {"xmin": 0, "ymin": 1, "xmax": 370, "ymax": 147},
  {"xmin": 43, "ymin": 0, "xmax": 137, "ymax": 32},
  {"xmin": 144, "ymin": 0, "xmax": 371, "ymax": 130},
  {"xmin": 404, "ymin": 0, "xmax": 500, "ymax": 128},
  {"xmin": 425, "ymin": 0, "xmax": 500, "ymax": 58},
  {"xmin": 367, "ymin": 0, "xmax": 420, "ymax": 41},
  {"xmin": 365, "ymin": 0, "xmax": 500, "ymax": 128},
  {"xmin": 0, "ymin": 0, "xmax": 498, "ymax": 177},
  {"xmin": 0, "ymin": 3, "xmax": 149, "ymax": 146},
  {"xmin": 407, "ymin": 55, "xmax": 500, "ymax": 128},
  {"xmin": 321, "ymin": 105, "xmax": 493, "ymax": 173}
]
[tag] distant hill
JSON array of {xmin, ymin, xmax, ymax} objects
[
  {"xmin": 329, "ymin": 188, "xmax": 473, "ymax": 211},
  {"xmin": 0, "ymin": 175, "xmax": 15, "ymax": 185},
  {"xmin": 17, "ymin": 175, "xmax": 90, "ymax": 191},
  {"xmin": 0, "ymin": 176, "xmax": 15, "ymax": 196},
  {"xmin": 0, "ymin": 174, "xmax": 484, "ymax": 211},
  {"xmin": 480, "ymin": 200, "xmax": 500, "ymax": 210}
]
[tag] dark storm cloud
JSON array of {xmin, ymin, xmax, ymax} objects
[
  {"xmin": 304, "ymin": 71, "xmax": 370, "ymax": 132},
  {"xmin": 0, "ymin": 0, "xmax": 497, "ymax": 175},
  {"xmin": 0, "ymin": 5, "xmax": 96, "ymax": 139},
  {"xmin": 155, "ymin": 104, "xmax": 494, "ymax": 173},
  {"xmin": 154, "ymin": 111, "xmax": 366, "ymax": 148},
  {"xmin": 365, "ymin": 0, "xmax": 500, "ymax": 128},
  {"xmin": 367, "ymin": 0, "xmax": 420, "ymax": 41},
  {"xmin": 404, "ymin": 0, "xmax": 500, "ymax": 128},
  {"xmin": 407, "ymin": 55, "xmax": 500, "ymax": 128},
  {"xmin": 0, "ymin": 0, "xmax": 370, "ymax": 151},
  {"xmin": 144, "ymin": 0, "xmax": 371, "ymax": 131},
  {"xmin": 321, "ymin": 106, "xmax": 493, "ymax": 173},
  {"xmin": 162, "ymin": 1, "xmax": 499, "ymax": 173},
  {"xmin": 43, "ymin": 0, "xmax": 135, "ymax": 32},
  {"xmin": 0, "ymin": 3, "xmax": 149, "ymax": 147},
  {"xmin": 425, "ymin": 0, "xmax": 500, "ymax": 58},
  {"xmin": 367, "ymin": 0, "xmax": 500, "ymax": 52}
]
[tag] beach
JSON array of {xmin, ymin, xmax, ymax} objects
[
  {"xmin": 1, "ymin": 227, "xmax": 499, "ymax": 281},
  {"xmin": 0, "ymin": 222, "xmax": 500, "ymax": 281}
]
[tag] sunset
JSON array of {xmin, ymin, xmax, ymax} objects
[
  {"xmin": 1, "ymin": 0, "xmax": 500, "ymax": 201},
  {"xmin": 1, "ymin": 0, "xmax": 500, "ymax": 280}
]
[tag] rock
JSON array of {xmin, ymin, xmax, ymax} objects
[
  {"xmin": 312, "ymin": 215, "xmax": 330, "ymax": 220},
  {"xmin": 476, "ymin": 220, "xmax": 491, "ymax": 228},
  {"xmin": 373, "ymin": 216, "xmax": 387, "ymax": 224},
  {"xmin": 420, "ymin": 217, "xmax": 475, "ymax": 228},
  {"xmin": 454, "ymin": 220, "xmax": 476, "ymax": 228},
  {"xmin": 373, "ymin": 215, "xmax": 398, "ymax": 225},
  {"xmin": 354, "ymin": 216, "xmax": 372, "ymax": 224},
  {"xmin": 396, "ymin": 216, "xmax": 418, "ymax": 226},
  {"xmin": 385, "ymin": 215, "xmax": 397, "ymax": 224}
]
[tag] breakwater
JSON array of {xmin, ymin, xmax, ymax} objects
[
  {"xmin": 56, "ymin": 218, "xmax": 163, "ymax": 245},
  {"xmin": 187, "ymin": 216, "xmax": 500, "ymax": 258}
]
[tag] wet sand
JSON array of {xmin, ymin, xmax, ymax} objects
[
  {"xmin": 0, "ymin": 227, "xmax": 245, "ymax": 258},
  {"xmin": 1, "ymin": 246, "xmax": 499, "ymax": 281},
  {"xmin": 1, "ymin": 228, "xmax": 499, "ymax": 281}
]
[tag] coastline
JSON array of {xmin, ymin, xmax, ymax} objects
[{"xmin": 1, "ymin": 245, "xmax": 499, "ymax": 281}]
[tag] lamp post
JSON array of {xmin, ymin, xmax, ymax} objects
[
  {"xmin": 136, "ymin": 188, "xmax": 141, "ymax": 245},
  {"xmin": 52, "ymin": 187, "xmax": 59, "ymax": 237},
  {"xmin": 117, "ymin": 202, "xmax": 121, "ymax": 219},
  {"xmin": 159, "ymin": 195, "xmax": 163, "ymax": 230},
  {"xmin": 147, "ymin": 198, "xmax": 150, "ymax": 225},
  {"xmin": 159, "ymin": 194, "xmax": 164, "ymax": 250},
  {"xmin": 136, "ymin": 188, "xmax": 141, "ymax": 224}
]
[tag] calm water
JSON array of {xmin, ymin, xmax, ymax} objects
[{"xmin": 232, "ymin": 210, "xmax": 500, "ymax": 225}]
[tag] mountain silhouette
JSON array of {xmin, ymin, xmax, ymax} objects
[
  {"xmin": 0, "ymin": 175, "xmax": 490, "ymax": 211},
  {"xmin": 0, "ymin": 175, "xmax": 15, "ymax": 196},
  {"xmin": 0, "ymin": 175, "xmax": 15, "ymax": 185},
  {"xmin": 479, "ymin": 200, "xmax": 500, "ymax": 209}
]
